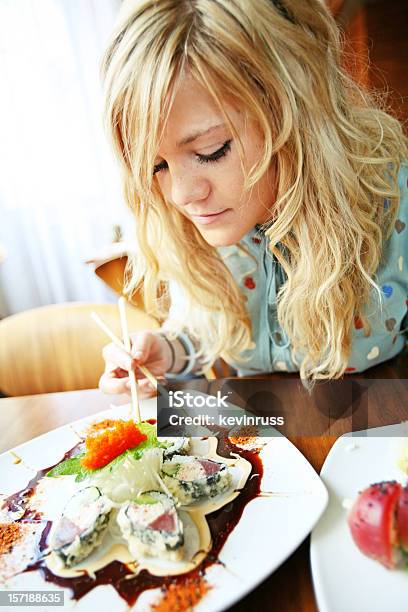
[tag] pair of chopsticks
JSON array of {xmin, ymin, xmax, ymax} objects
[
  {"xmin": 91, "ymin": 298, "xmax": 171, "ymax": 423},
  {"xmin": 91, "ymin": 297, "xmax": 217, "ymax": 423}
]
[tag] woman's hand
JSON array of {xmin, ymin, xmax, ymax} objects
[{"xmin": 99, "ymin": 330, "xmax": 173, "ymax": 399}]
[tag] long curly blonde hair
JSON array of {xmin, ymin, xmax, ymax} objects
[{"xmin": 101, "ymin": 0, "xmax": 408, "ymax": 383}]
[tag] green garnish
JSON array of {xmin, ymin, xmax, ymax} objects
[
  {"xmin": 134, "ymin": 493, "xmax": 159, "ymax": 505},
  {"xmin": 46, "ymin": 421, "xmax": 159, "ymax": 482}
]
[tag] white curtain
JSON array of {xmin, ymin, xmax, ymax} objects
[{"xmin": 0, "ymin": 0, "xmax": 134, "ymax": 316}]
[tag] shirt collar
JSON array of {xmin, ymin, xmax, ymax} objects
[{"xmin": 239, "ymin": 224, "xmax": 268, "ymax": 255}]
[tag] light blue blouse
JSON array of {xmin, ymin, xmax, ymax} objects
[
  {"xmin": 216, "ymin": 163, "xmax": 408, "ymax": 376},
  {"xmin": 167, "ymin": 164, "xmax": 408, "ymax": 377}
]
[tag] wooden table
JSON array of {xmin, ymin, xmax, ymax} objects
[{"xmin": 0, "ymin": 348, "xmax": 407, "ymax": 612}]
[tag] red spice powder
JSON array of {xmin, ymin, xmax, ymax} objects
[
  {"xmin": 229, "ymin": 425, "xmax": 260, "ymax": 447},
  {"xmin": 0, "ymin": 523, "xmax": 23, "ymax": 555},
  {"xmin": 80, "ymin": 420, "xmax": 147, "ymax": 470},
  {"xmin": 152, "ymin": 576, "xmax": 211, "ymax": 611}
]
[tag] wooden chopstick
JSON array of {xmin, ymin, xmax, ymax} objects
[{"xmin": 118, "ymin": 296, "xmax": 141, "ymax": 423}]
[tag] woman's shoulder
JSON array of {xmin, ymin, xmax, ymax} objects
[
  {"xmin": 389, "ymin": 161, "xmax": 408, "ymax": 224},
  {"xmin": 347, "ymin": 162, "xmax": 408, "ymax": 372},
  {"xmin": 392, "ymin": 160, "xmax": 408, "ymax": 221},
  {"xmin": 367, "ymin": 161, "xmax": 408, "ymax": 310},
  {"xmin": 394, "ymin": 161, "xmax": 408, "ymax": 237},
  {"xmin": 397, "ymin": 161, "xmax": 408, "ymax": 193},
  {"xmin": 379, "ymin": 161, "xmax": 408, "ymax": 274}
]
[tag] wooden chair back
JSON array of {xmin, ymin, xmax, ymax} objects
[{"xmin": 0, "ymin": 302, "xmax": 159, "ymax": 396}]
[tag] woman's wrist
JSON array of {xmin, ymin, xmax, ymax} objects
[
  {"xmin": 155, "ymin": 331, "xmax": 176, "ymax": 371},
  {"xmin": 155, "ymin": 331, "xmax": 191, "ymax": 374},
  {"xmin": 172, "ymin": 337, "xmax": 192, "ymax": 373}
]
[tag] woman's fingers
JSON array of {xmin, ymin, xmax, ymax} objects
[
  {"xmin": 130, "ymin": 332, "xmax": 156, "ymax": 361},
  {"xmin": 102, "ymin": 342, "xmax": 133, "ymax": 372},
  {"xmin": 100, "ymin": 331, "xmax": 170, "ymax": 397},
  {"xmin": 99, "ymin": 372, "xmax": 157, "ymax": 398},
  {"xmin": 99, "ymin": 370, "xmax": 130, "ymax": 395},
  {"xmin": 102, "ymin": 333, "xmax": 164, "ymax": 373},
  {"xmin": 126, "ymin": 377, "xmax": 156, "ymax": 396}
]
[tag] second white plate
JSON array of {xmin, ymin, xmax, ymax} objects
[{"xmin": 311, "ymin": 422, "xmax": 408, "ymax": 612}]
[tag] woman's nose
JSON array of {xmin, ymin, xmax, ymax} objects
[{"xmin": 170, "ymin": 171, "xmax": 210, "ymax": 208}]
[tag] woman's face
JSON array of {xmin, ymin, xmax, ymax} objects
[{"xmin": 153, "ymin": 73, "xmax": 277, "ymax": 246}]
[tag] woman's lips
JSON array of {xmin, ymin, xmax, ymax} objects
[{"xmin": 190, "ymin": 209, "xmax": 231, "ymax": 225}]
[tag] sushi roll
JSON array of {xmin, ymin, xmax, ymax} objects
[
  {"xmin": 50, "ymin": 486, "xmax": 112, "ymax": 567},
  {"xmin": 117, "ymin": 491, "xmax": 184, "ymax": 561},
  {"xmin": 161, "ymin": 455, "xmax": 231, "ymax": 505},
  {"xmin": 161, "ymin": 437, "xmax": 191, "ymax": 459}
]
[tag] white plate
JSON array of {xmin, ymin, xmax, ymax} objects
[
  {"xmin": 311, "ymin": 422, "xmax": 408, "ymax": 612},
  {"xmin": 0, "ymin": 399, "xmax": 328, "ymax": 612}
]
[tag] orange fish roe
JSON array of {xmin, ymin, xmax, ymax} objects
[
  {"xmin": 80, "ymin": 420, "xmax": 147, "ymax": 470},
  {"xmin": 152, "ymin": 576, "xmax": 211, "ymax": 612}
]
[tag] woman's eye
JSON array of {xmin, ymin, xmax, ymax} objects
[
  {"xmin": 196, "ymin": 139, "xmax": 232, "ymax": 165},
  {"xmin": 153, "ymin": 160, "xmax": 168, "ymax": 175},
  {"xmin": 153, "ymin": 139, "xmax": 232, "ymax": 176}
]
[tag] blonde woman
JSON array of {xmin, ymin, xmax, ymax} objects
[{"xmin": 99, "ymin": 0, "xmax": 408, "ymax": 398}]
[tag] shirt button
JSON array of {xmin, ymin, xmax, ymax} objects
[{"xmin": 273, "ymin": 331, "xmax": 282, "ymax": 345}]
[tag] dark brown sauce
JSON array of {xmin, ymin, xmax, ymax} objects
[
  {"xmin": 38, "ymin": 521, "xmax": 52, "ymax": 552},
  {"xmin": 3, "ymin": 436, "xmax": 262, "ymax": 607},
  {"xmin": 1, "ymin": 440, "xmax": 82, "ymax": 521}
]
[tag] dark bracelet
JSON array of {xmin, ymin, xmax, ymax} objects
[{"xmin": 157, "ymin": 332, "xmax": 176, "ymax": 372}]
